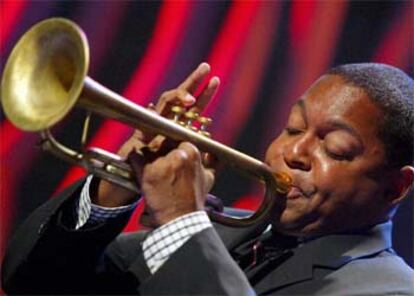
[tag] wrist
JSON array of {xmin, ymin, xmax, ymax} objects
[{"xmin": 91, "ymin": 178, "xmax": 139, "ymax": 207}]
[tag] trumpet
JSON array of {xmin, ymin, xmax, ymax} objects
[{"xmin": 1, "ymin": 18, "xmax": 291, "ymax": 227}]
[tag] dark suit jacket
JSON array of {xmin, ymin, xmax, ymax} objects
[{"xmin": 2, "ymin": 180, "xmax": 414, "ymax": 295}]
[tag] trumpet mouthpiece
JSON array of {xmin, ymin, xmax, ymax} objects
[{"xmin": 273, "ymin": 172, "xmax": 292, "ymax": 194}]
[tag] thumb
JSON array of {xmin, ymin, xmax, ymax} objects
[{"xmin": 127, "ymin": 149, "xmax": 146, "ymax": 186}]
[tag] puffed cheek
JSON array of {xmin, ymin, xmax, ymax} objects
[
  {"xmin": 316, "ymin": 161, "xmax": 352, "ymax": 192},
  {"xmin": 319, "ymin": 160, "xmax": 331, "ymax": 177},
  {"xmin": 311, "ymin": 160, "xmax": 334, "ymax": 191}
]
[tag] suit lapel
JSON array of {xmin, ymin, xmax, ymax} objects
[
  {"xmin": 214, "ymin": 221, "xmax": 314, "ymax": 293},
  {"xmin": 214, "ymin": 220, "xmax": 392, "ymax": 294},
  {"xmin": 253, "ymin": 242, "xmax": 314, "ymax": 294},
  {"xmin": 254, "ymin": 222, "xmax": 392, "ymax": 293}
]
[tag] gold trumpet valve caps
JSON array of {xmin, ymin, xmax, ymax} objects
[
  {"xmin": 198, "ymin": 116, "xmax": 212, "ymax": 125},
  {"xmin": 171, "ymin": 105, "xmax": 185, "ymax": 114},
  {"xmin": 198, "ymin": 116, "xmax": 212, "ymax": 130},
  {"xmin": 171, "ymin": 105, "xmax": 185, "ymax": 122},
  {"xmin": 184, "ymin": 111, "xmax": 199, "ymax": 120},
  {"xmin": 184, "ymin": 111, "xmax": 198, "ymax": 127}
]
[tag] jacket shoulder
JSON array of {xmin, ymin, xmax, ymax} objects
[{"xmin": 319, "ymin": 251, "xmax": 414, "ymax": 295}]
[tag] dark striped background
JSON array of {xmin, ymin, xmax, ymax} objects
[{"xmin": 1, "ymin": 0, "xmax": 413, "ymax": 270}]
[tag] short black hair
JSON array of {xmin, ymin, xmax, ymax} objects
[{"xmin": 328, "ymin": 63, "xmax": 414, "ymax": 168}]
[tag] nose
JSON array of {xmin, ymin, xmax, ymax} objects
[{"xmin": 283, "ymin": 134, "xmax": 312, "ymax": 171}]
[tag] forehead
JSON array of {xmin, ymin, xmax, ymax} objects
[{"xmin": 298, "ymin": 74, "xmax": 384, "ymax": 134}]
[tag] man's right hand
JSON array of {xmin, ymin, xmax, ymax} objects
[{"xmin": 91, "ymin": 63, "xmax": 220, "ymax": 208}]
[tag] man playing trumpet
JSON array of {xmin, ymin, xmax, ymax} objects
[{"xmin": 2, "ymin": 62, "xmax": 414, "ymax": 295}]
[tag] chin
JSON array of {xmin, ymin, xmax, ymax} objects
[
  {"xmin": 272, "ymin": 215, "xmax": 307, "ymax": 236},
  {"xmin": 272, "ymin": 210, "xmax": 322, "ymax": 237}
]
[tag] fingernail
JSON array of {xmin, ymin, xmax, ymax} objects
[
  {"xmin": 209, "ymin": 76, "xmax": 220, "ymax": 87},
  {"xmin": 184, "ymin": 93, "xmax": 196, "ymax": 105},
  {"xmin": 198, "ymin": 62, "xmax": 210, "ymax": 75}
]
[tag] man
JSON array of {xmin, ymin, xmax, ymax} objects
[{"xmin": 2, "ymin": 63, "xmax": 414, "ymax": 295}]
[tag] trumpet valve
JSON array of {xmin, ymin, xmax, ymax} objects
[
  {"xmin": 171, "ymin": 105, "xmax": 186, "ymax": 125},
  {"xmin": 184, "ymin": 110, "xmax": 199, "ymax": 127},
  {"xmin": 198, "ymin": 116, "xmax": 212, "ymax": 130},
  {"xmin": 198, "ymin": 116, "xmax": 212, "ymax": 137}
]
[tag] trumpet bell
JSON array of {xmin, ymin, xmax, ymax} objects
[
  {"xmin": 1, "ymin": 18, "xmax": 89, "ymax": 131},
  {"xmin": 1, "ymin": 17, "xmax": 291, "ymax": 227}
]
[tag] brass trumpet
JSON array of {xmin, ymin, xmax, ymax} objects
[{"xmin": 1, "ymin": 18, "xmax": 291, "ymax": 227}]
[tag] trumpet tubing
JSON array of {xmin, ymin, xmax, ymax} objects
[{"xmin": 1, "ymin": 18, "xmax": 291, "ymax": 227}]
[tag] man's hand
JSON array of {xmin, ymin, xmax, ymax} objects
[
  {"xmin": 91, "ymin": 63, "xmax": 220, "ymax": 209},
  {"xmin": 130, "ymin": 142, "xmax": 215, "ymax": 226}
]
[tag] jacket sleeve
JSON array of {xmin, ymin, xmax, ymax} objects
[
  {"xmin": 135, "ymin": 227, "xmax": 255, "ymax": 296},
  {"xmin": 2, "ymin": 179, "xmax": 255, "ymax": 295},
  {"xmin": 1, "ymin": 179, "xmax": 133, "ymax": 295}
]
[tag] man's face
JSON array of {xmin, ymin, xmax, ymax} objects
[{"xmin": 265, "ymin": 74, "xmax": 391, "ymax": 236}]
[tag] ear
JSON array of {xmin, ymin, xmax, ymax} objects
[{"xmin": 387, "ymin": 165, "xmax": 414, "ymax": 205}]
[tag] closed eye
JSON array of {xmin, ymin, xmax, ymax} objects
[
  {"xmin": 285, "ymin": 127, "xmax": 303, "ymax": 135},
  {"xmin": 324, "ymin": 147, "xmax": 354, "ymax": 161}
]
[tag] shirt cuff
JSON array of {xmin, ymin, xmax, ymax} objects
[
  {"xmin": 75, "ymin": 175, "xmax": 138, "ymax": 229},
  {"xmin": 142, "ymin": 211, "xmax": 212, "ymax": 274}
]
